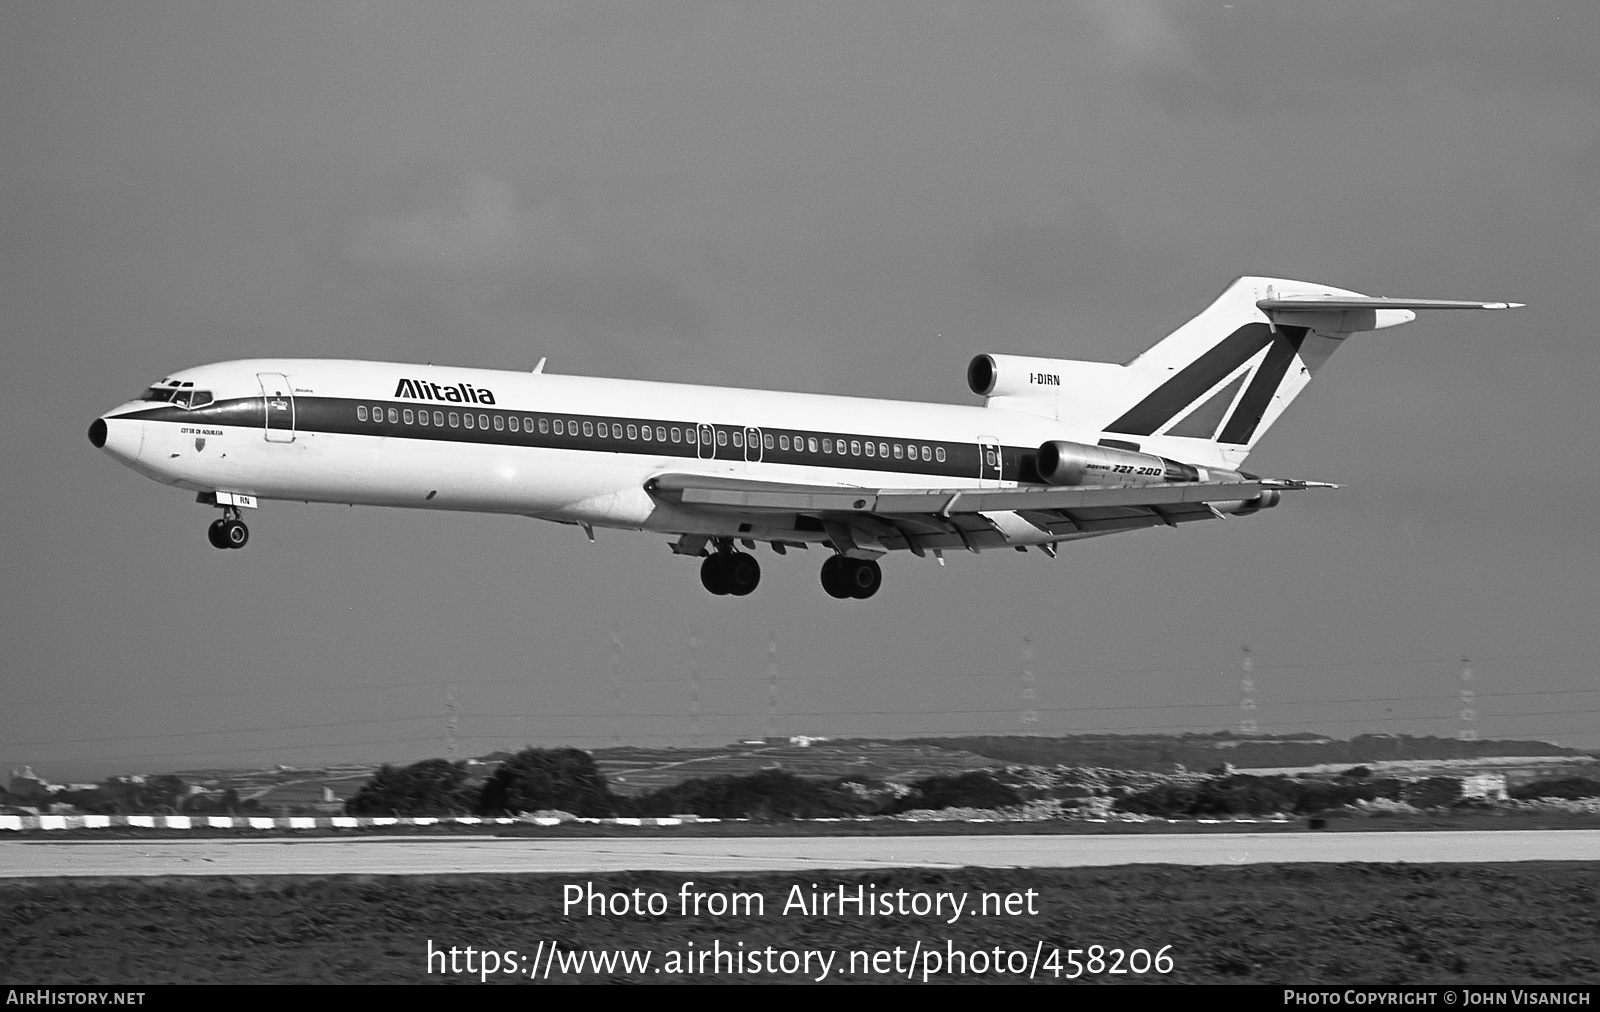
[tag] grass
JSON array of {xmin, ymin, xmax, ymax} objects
[{"xmin": 3, "ymin": 862, "xmax": 1596, "ymax": 984}]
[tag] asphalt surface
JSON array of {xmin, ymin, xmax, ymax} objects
[{"xmin": 3, "ymin": 829, "xmax": 1597, "ymax": 878}]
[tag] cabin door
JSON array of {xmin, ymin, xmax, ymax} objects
[
  {"xmin": 259, "ymin": 373, "xmax": 295, "ymax": 443},
  {"xmin": 742, "ymin": 426, "xmax": 763, "ymax": 469},
  {"xmin": 978, "ymin": 435, "xmax": 1002, "ymax": 487}
]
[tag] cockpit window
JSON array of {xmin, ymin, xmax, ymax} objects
[{"xmin": 139, "ymin": 386, "xmax": 213, "ymax": 408}]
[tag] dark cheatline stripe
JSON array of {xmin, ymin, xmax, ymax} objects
[
  {"xmin": 1105, "ymin": 323, "xmax": 1275, "ymax": 437},
  {"xmin": 1216, "ymin": 326, "xmax": 1308, "ymax": 445},
  {"xmin": 120, "ymin": 397, "xmax": 1027, "ymax": 483},
  {"xmin": 1166, "ymin": 371, "xmax": 1248, "ymax": 440}
]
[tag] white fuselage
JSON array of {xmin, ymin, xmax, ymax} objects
[{"xmin": 95, "ymin": 358, "xmax": 1090, "ymax": 545}]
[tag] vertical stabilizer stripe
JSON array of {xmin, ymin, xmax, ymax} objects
[
  {"xmin": 1216, "ymin": 326, "xmax": 1308, "ymax": 445},
  {"xmin": 1106, "ymin": 323, "xmax": 1275, "ymax": 436}
]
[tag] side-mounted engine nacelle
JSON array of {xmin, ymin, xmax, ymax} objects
[
  {"xmin": 967, "ymin": 354, "xmax": 1076, "ymax": 399},
  {"xmin": 1035, "ymin": 439, "xmax": 1202, "ymax": 488}
]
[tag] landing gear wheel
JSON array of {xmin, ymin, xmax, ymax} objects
[
  {"xmin": 220, "ymin": 518, "xmax": 249, "ymax": 549},
  {"xmin": 846, "ymin": 557, "xmax": 881, "ymax": 599},
  {"xmin": 207, "ymin": 519, "xmax": 230, "ymax": 549},
  {"xmin": 821, "ymin": 556, "xmax": 881, "ymax": 599},
  {"xmin": 702, "ymin": 552, "xmax": 760, "ymax": 596},
  {"xmin": 700, "ymin": 554, "xmax": 730, "ymax": 595},
  {"xmin": 723, "ymin": 552, "xmax": 760, "ymax": 596},
  {"xmin": 820, "ymin": 555, "xmax": 851, "ymax": 599}
]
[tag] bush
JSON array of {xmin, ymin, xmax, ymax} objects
[
  {"xmin": 887, "ymin": 772, "xmax": 1022, "ymax": 814},
  {"xmin": 346, "ymin": 759, "xmax": 475, "ymax": 816},
  {"xmin": 625, "ymin": 770, "xmax": 872, "ymax": 820},
  {"xmin": 1115, "ymin": 775, "xmax": 1406, "ymax": 818},
  {"xmin": 1509, "ymin": 777, "xmax": 1600, "ymax": 801},
  {"xmin": 476, "ymin": 748, "xmax": 615, "ymax": 818},
  {"xmin": 1401, "ymin": 777, "xmax": 1463, "ymax": 810}
]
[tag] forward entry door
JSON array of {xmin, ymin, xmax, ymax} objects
[{"xmin": 259, "ymin": 373, "xmax": 295, "ymax": 443}]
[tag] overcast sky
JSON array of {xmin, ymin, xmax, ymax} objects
[{"xmin": 5, "ymin": 1, "xmax": 1597, "ymax": 782}]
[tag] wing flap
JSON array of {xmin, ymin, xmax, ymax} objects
[{"xmin": 647, "ymin": 473, "xmax": 1269, "ymax": 518}]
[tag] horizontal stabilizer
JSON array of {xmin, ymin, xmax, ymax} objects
[{"xmin": 1257, "ymin": 296, "xmax": 1523, "ymax": 311}]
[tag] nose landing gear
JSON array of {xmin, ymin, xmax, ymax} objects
[
  {"xmin": 820, "ymin": 555, "xmax": 881, "ymax": 599},
  {"xmin": 207, "ymin": 508, "xmax": 249, "ymax": 549}
]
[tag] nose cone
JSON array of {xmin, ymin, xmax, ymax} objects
[{"xmin": 92, "ymin": 413, "xmax": 145, "ymax": 465}]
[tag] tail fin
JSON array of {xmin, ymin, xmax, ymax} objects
[{"xmin": 1061, "ymin": 277, "xmax": 1518, "ymax": 468}]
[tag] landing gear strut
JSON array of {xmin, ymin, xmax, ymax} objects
[
  {"xmin": 207, "ymin": 507, "xmax": 249, "ymax": 549},
  {"xmin": 700, "ymin": 548, "xmax": 760, "ymax": 596},
  {"xmin": 820, "ymin": 555, "xmax": 881, "ymax": 599}
]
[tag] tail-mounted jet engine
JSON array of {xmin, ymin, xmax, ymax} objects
[
  {"xmin": 1034, "ymin": 439, "xmax": 1203, "ymax": 488},
  {"xmin": 968, "ymin": 353, "xmax": 1076, "ymax": 399}
]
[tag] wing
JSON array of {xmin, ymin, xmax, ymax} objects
[{"xmin": 646, "ymin": 472, "xmax": 1308, "ymax": 556}]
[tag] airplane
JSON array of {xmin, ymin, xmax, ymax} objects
[{"xmin": 88, "ymin": 276, "xmax": 1520, "ymax": 599}]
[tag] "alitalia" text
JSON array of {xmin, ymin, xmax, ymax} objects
[{"xmin": 394, "ymin": 379, "xmax": 497, "ymax": 405}]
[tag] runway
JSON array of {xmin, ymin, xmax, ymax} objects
[{"xmin": 3, "ymin": 830, "xmax": 1596, "ymax": 878}]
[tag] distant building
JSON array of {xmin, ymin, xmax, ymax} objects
[
  {"xmin": 789, "ymin": 735, "xmax": 828, "ymax": 748},
  {"xmin": 1460, "ymin": 773, "xmax": 1508, "ymax": 801}
]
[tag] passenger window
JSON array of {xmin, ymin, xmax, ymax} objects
[
  {"xmin": 779, "ymin": 434, "xmax": 790, "ymax": 450},
  {"xmin": 539, "ymin": 417, "xmax": 549, "ymax": 434},
  {"xmin": 434, "ymin": 411, "xmax": 444, "ymax": 426},
  {"xmin": 642, "ymin": 425, "xmax": 652, "ymax": 441},
  {"xmin": 935, "ymin": 446, "xmax": 946, "ymax": 462},
  {"xmin": 478, "ymin": 414, "xmax": 489, "ymax": 429},
  {"xmin": 733, "ymin": 431, "xmax": 744, "ymax": 448},
  {"xmin": 807, "ymin": 437, "xmax": 818, "ymax": 453},
  {"xmin": 568, "ymin": 419, "xmax": 577, "ymax": 435},
  {"xmin": 821, "ymin": 438, "xmax": 831, "ymax": 453},
  {"xmin": 715, "ymin": 429, "xmax": 726, "ymax": 446},
  {"xmin": 403, "ymin": 409, "xmax": 414, "ymax": 424},
  {"xmin": 986, "ymin": 450, "xmax": 997, "ymax": 466},
  {"xmin": 864, "ymin": 441, "xmax": 875, "ymax": 457},
  {"xmin": 627, "ymin": 424, "xmax": 638, "ymax": 439},
  {"xmin": 418, "ymin": 410, "xmax": 429, "ymax": 426},
  {"xmin": 388, "ymin": 408, "xmax": 399, "ymax": 423},
  {"xmin": 464, "ymin": 414, "xmax": 475, "ymax": 429},
  {"xmin": 671, "ymin": 427, "xmax": 681, "ymax": 442},
  {"xmin": 449, "ymin": 412, "xmax": 459, "ymax": 427},
  {"xmin": 493, "ymin": 415, "xmax": 504, "ymax": 431},
  {"xmin": 553, "ymin": 419, "xmax": 564, "ymax": 435},
  {"xmin": 837, "ymin": 440, "xmax": 847, "ymax": 455},
  {"xmin": 878, "ymin": 442, "xmax": 888, "ymax": 457},
  {"xmin": 763, "ymin": 433, "xmax": 774, "ymax": 449},
  {"xmin": 357, "ymin": 406, "xmax": 368, "ymax": 421},
  {"xmin": 922, "ymin": 445, "xmax": 931, "ymax": 461},
  {"xmin": 893, "ymin": 444, "xmax": 903, "ymax": 459},
  {"xmin": 614, "ymin": 424, "xmax": 624, "ymax": 439},
  {"xmin": 583, "ymin": 420, "xmax": 594, "ymax": 437},
  {"xmin": 508, "ymin": 416, "xmax": 519, "ymax": 432}
]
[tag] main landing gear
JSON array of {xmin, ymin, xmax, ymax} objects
[
  {"xmin": 701, "ymin": 549, "xmax": 760, "ymax": 596},
  {"xmin": 820, "ymin": 555, "xmax": 881, "ymax": 600},
  {"xmin": 206, "ymin": 508, "xmax": 249, "ymax": 549},
  {"xmin": 691, "ymin": 539, "xmax": 881, "ymax": 599}
]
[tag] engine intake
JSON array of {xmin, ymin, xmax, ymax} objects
[
  {"xmin": 968, "ymin": 353, "xmax": 1076, "ymax": 398},
  {"xmin": 1035, "ymin": 439, "xmax": 1201, "ymax": 488}
]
